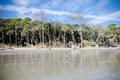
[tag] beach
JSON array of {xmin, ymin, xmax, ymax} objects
[{"xmin": 0, "ymin": 47, "xmax": 119, "ymax": 55}]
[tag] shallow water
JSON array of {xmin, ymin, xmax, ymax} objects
[{"xmin": 0, "ymin": 49, "xmax": 120, "ymax": 80}]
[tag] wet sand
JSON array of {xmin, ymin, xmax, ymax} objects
[{"xmin": 0, "ymin": 47, "xmax": 119, "ymax": 55}]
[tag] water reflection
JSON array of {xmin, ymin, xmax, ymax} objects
[{"xmin": 0, "ymin": 49, "xmax": 120, "ymax": 80}]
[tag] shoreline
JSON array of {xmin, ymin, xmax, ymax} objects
[
  {"xmin": 0, "ymin": 47, "xmax": 119, "ymax": 55},
  {"xmin": 0, "ymin": 46, "xmax": 120, "ymax": 50}
]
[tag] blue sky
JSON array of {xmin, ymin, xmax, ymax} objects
[{"xmin": 0, "ymin": 0, "xmax": 120, "ymax": 27}]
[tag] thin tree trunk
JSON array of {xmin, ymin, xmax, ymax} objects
[
  {"xmin": 9, "ymin": 34, "xmax": 12, "ymax": 46},
  {"xmin": 54, "ymin": 27, "xmax": 56, "ymax": 47},
  {"xmin": 32, "ymin": 32, "xmax": 35, "ymax": 46},
  {"xmin": 64, "ymin": 32, "xmax": 66, "ymax": 47},
  {"xmin": 26, "ymin": 31, "xmax": 29, "ymax": 44},
  {"xmin": 15, "ymin": 28, "xmax": 17, "ymax": 45},
  {"xmin": 71, "ymin": 31, "xmax": 76, "ymax": 45},
  {"xmin": 95, "ymin": 34, "xmax": 100, "ymax": 45},
  {"xmin": 2, "ymin": 30, "xmax": 4, "ymax": 44},
  {"xmin": 80, "ymin": 30, "xmax": 83, "ymax": 47},
  {"xmin": 39, "ymin": 30, "xmax": 41, "ymax": 43},
  {"xmin": 48, "ymin": 34, "xmax": 51, "ymax": 47},
  {"xmin": 42, "ymin": 23, "xmax": 44, "ymax": 47},
  {"xmin": 20, "ymin": 35, "xmax": 22, "ymax": 46},
  {"xmin": 48, "ymin": 26, "xmax": 51, "ymax": 47}
]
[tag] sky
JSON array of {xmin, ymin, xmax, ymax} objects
[{"xmin": 0, "ymin": 0, "xmax": 120, "ymax": 27}]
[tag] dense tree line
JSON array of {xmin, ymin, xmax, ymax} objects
[{"xmin": 0, "ymin": 17, "xmax": 120, "ymax": 48}]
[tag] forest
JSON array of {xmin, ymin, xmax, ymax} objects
[{"xmin": 0, "ymin": 16, "xmax": 120, "ymax": 48}]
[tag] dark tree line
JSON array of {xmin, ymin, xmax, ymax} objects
[{"xmin": 0, "ymin": 17, "xmax": 120, "ymax": 48}]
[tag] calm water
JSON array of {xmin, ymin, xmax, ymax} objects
[{"xmin": 0, "ymin": 49, "xmax": 120, "ymax": 80}]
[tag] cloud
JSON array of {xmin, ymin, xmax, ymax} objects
[
  {"xmin": 0, "ymin": 5, "xmax": 31, "ymax": 14},
  {"xmin": 13, "ymin": 0, "xmax": 38, "ymax": 6},
  {"xmin": 84, "ymin": 0, "xmax": 110, "ymax": 14},
  {"xmin": 0, "ymin": 4, "xmax": 70, "ymax": 16},
  {"xmin": 60, "ymin": 0, "xmax": 93, "ymax": 12},
  {"xmin": 86, "ymin": 10, "xmax": 120, "ymax": 23},
  {"xmin": 39, "ymin": 0, "xmax": 93, "ymax": 12},
  {"xmin": 40, "ymin": 0, "xmax": 62, "ymax": 9},
  {"xmin": 13, "ymin": 0, "xmax": 29, "ymax": 6},
  {"xmin": 38, "ymin": 9, "xmax": 70, "ymax": 15}
]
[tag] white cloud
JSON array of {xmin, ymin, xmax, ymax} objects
[
  {"xmin": 13, "ymin": 0, "xmax": 38, "ymax": 6},
  {"xmin": 84, "ymin": 0, "xmax": 110, "ymax": 14},
  {"xmin": 13, "ymin": 0, "xmax": 28, "ymax": 6},
  {"xmin": 39, "ymin": 0, "xmax": 93, "ymax": 12},
  {"xmin": 86, "ymin": 11, "xmax": 120, "ymax": 23},
  {"xmin": 60, "ymin": 0, "xmax": 93, "ymax": 12},
  {"xmin": 0, "ymin": 5, "xmax": 31, "ymax": 14},
  {"xmin": 39, "ymin": 9, "xmax": 70, "ymax": 15},
  {"xmin": 40, "ymin": 0, "xmax": 62, "ymax": 9},
  {"xmin": 31, "ymin": 8, "xmax": 70, "ymax": 16},
  {"xmin": 13, "ymin": 0, "xmax": 30, "ymax": 6},
  {"xmin": 0, "ymin": 5, "xmax": 70, "ymax": 16}
]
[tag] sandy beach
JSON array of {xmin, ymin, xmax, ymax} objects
[
  {"xmin": 0, "ymin": 47, "xmax": 119, "ymax": 55},
  {"xmin": 8, "ymin": 46, "xmax": 120, "ymax": 50},
  {"xmin": 0, "ymin": 46, "xmax": 120, "ymax": 50}
]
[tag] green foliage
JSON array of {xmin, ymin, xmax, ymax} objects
[
  {"xmin": 61, "ymin": 25, "xmax": 69, "ymax": 32},
  {"xmin": 68, "ymin": 41, "xmax": 73, "ymax": 47},
  {"xmin": 108, "ymin": 23, "xmax": 117, "ymax": 30},
  {"xmin": 83, "ymin": 40, "xmax": 94, "ymax": 46}
]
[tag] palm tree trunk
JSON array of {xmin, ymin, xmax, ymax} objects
[
  {"xmin": 80, "ymin": 30, "xmax": 83, "ymax": 47},
  {"xmin": 71, "ymin": 31, "xmax": 76, "ymax": 45},
  {"xmin": 48, "ymin": 34, "xmax": 51, "ymax": 47},
  {"xmin": 26, "ymin": 31, "xmax": 29, "ymax": 44},
  {"xmin": 15, "ymin": 28, "xmax": 17, "ymax": 45},
  {"xmin": 54, "ymin": 27, "xmax": 56, "ymax": 47},
  {"xmin": 2, "ymin": 30, "xmax": 4, "ymax": 44},
  {"xmin": 64, "ymin": 32, "xmax": 66, "ymax": 47},
  {"xmin": 32, "ymin": 32, "xmax": 35, "ymax": 46},
  {"xmin": 39, "ymin": 31, "xmax": 41, "ymax": 43},
  {"xmin": 9, "ymin": 34, "xmax": 12, "ymax": 46},
  {"xmin": 42, "ymin": 23, "xmax": 44, "ymax": 47},
  {"xmin": 48, "ymin": 26, "xmax": 51, "ymax": 47}
]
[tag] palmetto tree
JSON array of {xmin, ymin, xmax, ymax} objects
[
  {"xmin": 61, "ymin": 25, "xmax": 69, "ymax": 47},
  {"xmin": 10, "ymin": 18, "xmax": 22, "ymax": 45},
  {"xmin": 20, "ymin": 17, "xmax": 32, "ymax": 45},
  {"xmin": 33, "ymin": 10, "xmax": 47, "ymax": 47},
  {"xmin": 70, "ymin": 25, "xmax": 77, "ymax": 45},
  {"xmin": 0, "ymin": 27, "xmax": 5, "ymax": 44},
  {"xmin": 7, "ymin": 28, "xmax": 14, "ymax": 45},
  {"xmin": 36, "ymin": 24, "xmax": 42, "ymax": 44}
]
